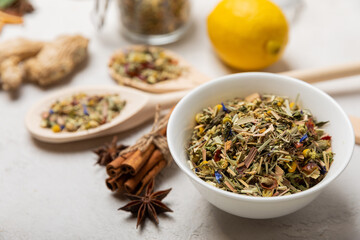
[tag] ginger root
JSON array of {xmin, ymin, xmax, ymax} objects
[
  {"xmin": 0, "ymin": 56, "xmax": 24, "ymax": 91},
  {"xmin": 0, "ymin": 35, "xmax": 89, "ymax": 91},
  {"xmin": 25, "ymin": 35, "xmax": 89, "ymax": 86},
  {"xmin": 0, "ymin": 38, "xmax": 43, "ymax": 64}
]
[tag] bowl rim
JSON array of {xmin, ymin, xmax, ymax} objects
[{"xmin": 167, "ymin": 72, "xmax": 355, "ymax": 203}]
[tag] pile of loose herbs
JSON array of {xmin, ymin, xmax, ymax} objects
[
  {"xmin": 110, "ymin": 47, "xmax": 184, "ymax": 84},
  {"xmin": 187, "ymin": 93, "xmax": 334, "ymax": 197},
  {"xmin": 41, "ymin": 93, "xmax": 126, "ymax": 133}
]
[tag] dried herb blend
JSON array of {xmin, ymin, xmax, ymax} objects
[
  {"xmin": 110, "ymin": 46, "xmax": 184, "ymax": 84},
  {"xmin": 187, "ymin": 93, "xmax": 334, "ymax": 197},
  {"xmin": 41, "ymin": 93, "xmax": 126, "ymax": 133},
  {"xmin": 119, "ymin": 0, "xmax": 190, "ymax": 36}
]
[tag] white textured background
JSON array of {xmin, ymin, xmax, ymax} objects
[{"xmin": 1, "ymin": 0, "xmax": 360, "ymax": 239}]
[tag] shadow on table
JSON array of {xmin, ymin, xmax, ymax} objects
[
  {"xmin": 31, "ymin": 117, "xmax": 153, "ymax": 153},
  {"xmin": 209, "ymin": 189, "xmax": 357, "ymax": 240}
]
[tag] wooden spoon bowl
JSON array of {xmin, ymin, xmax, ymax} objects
[
  {"xmin": 108, "ymin": 45, "xmax": 210, "ymax": 93},
  {"xmin": 25, "ymin": 85, "xmax": 187, "ymax": 143}
]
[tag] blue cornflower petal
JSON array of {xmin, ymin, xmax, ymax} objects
[
  {"xmin": 319, "ymin": 165, "xmax": 327, "ymax": 174},
  {"xmin": 195, "ymin": 168, "xmax": 199, "ymax": 172},
  {"xmin": 299, "ymin": 133, "xmax": 308, "ymax": 143},
  {"xmin": 60, "ymin": 125, "xmax": 65, "ymax": 130},
  {"xmin": 221, "ymin": 102, "xmax": 229, "ymax": 113},
  {"xmin": 214, "ymin": 171, "xmax": 223, "ymax": 183},
  {"xmin": 83, "ymin": 104, "xmax": 89, "ymax": 116},
  {"xmin": 226, "ymin": 129, "xmax": 233, "ymax": 141},
  {"xmin": 49, "ymin": 109, "xmax": 54, "ymax": 114}
]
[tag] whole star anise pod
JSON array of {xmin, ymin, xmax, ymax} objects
[
  {"xmin": 93, "ymin": 136, "xmax": 128, "ymax": 166},
  {"xmin": 118, "ymin": 179, "xmax": 172, "ymax": 228}
]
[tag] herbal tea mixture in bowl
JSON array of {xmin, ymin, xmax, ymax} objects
[
  {"xmin": 109, "ymin": 46, "xmax": 185, "ymax": 85},
  {"xmin": 40, "ymin": 93, "xmax": 126, "ymax": 133},
  {"xmin": 187, "ymin": 93, "xmax": 334, "ymax": 197}
]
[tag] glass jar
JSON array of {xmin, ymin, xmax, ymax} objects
[
  {"xmin": 117, "ymin": 0, "xmax": 191, "ymax": 45},
  {"xmin": 271, "ymin": 0, "xmax": 304, "ymax": 24}
]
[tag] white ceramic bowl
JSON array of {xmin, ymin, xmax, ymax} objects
[{"xmin": 167, "ymin": 72, "xmax": 354, "ymax": 219}]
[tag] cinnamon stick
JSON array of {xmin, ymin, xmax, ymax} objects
[
  {"xmin": 114, "ymin": 175, "xmax": 128, "ymax": 192},
  {"xmin": 105, "ymin": 107, "xmax": 173, "ymax": 193},
  {"xmin": 135, "ymin": 159, "xmax": 167, "ymax": 195},
  {"xmin": 120, "ymin": 144, "xmax": 155, "ymax": 175},
  {"xmin": 105, "ymin": 175, "xmax": 129, "ymax": 192},
  {"xmin": 106, "ymin": 151, "xmax": 134, "ymax": 177},
  {"xmin": 124, "ymin": 149, "xmax": 163, "ymax": 193},
  {"xmin": 113, "ymin": 108, "xmax": 169, "ymax": 176},
  {"xmin": 105, "ymin": 177, "xmax": 118, "ymax": 192}
]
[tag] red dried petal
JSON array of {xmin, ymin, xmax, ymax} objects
[
  {"xmin": 305, "ymin": 119, "xmax": 315, "ymax": 134},
  {"xmin": 321, "ymin": 135, "xmax": 332, "ymax": 141},
  {"xmin": 302, "ymin": 162, "xmax": 319, "ymax": 174},
  {"xmin": 213, "ymin": 149, "xmax": 221, "ymax": 162}
]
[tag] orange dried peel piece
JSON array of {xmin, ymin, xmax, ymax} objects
[{"xmin": 0, "ymin": 11, "xmax": 23, "ymax": 24}]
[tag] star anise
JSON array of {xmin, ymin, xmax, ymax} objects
[
  {"xmin": 93, "ymin": 136, "xmax": 128, "ymax": 166},
  {"xmin": 118, "ymin": 179, "xmax": 172, "ymax": 228}
]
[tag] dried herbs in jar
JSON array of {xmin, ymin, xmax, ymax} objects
[{"xmin": 118, "ymin": 0, "xmax": 190, "ymax": 36}]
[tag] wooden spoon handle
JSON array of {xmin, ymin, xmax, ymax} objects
[
  {"xmin": 280, "ymin": 62, "xmax": 360, "ymax": 83},
  {"xmin": 113, "ymin": 91, "xmax": 188, "ymax": 133},
  {"xmin": 147, "ymin": 90, "xmax": 188, "ymax": 109},
  {"xmin": 349, "ymin": 116, "xmax": 360, "ymax": 144}
]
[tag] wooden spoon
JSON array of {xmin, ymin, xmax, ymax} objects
[
  {"xmin": 108, "ymin": 45, "xmax": 210, "ymax": 93},
  {"xmin": 280, "ymin": 61, "xmax": 360, "ymax": 83},
  {"xmin": 25, "ymin": 85, "xmax": 187, "ymax": 143},
  {"xmin": 349, "ymin": 116, "xmax": 360, "ymax": 145}
]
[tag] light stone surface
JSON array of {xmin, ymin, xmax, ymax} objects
[{"xmin": 1, "ymin": 0, "xmax": 360, "ymax": 239}]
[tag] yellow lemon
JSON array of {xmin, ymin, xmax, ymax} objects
[{"xmin": 207, "ymin": 0, "xmax": 289, "ymax": 70}]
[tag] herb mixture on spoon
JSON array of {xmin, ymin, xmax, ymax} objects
[
  {"xmin": 109, "ymin": 46, "xmax": 184, "ymax": 84},
  {"xmin": 41, "ymin": 93, "xmax": 126, "ymax": 133},
  {"xmin": 187, "ymin": 93, "xmax": 333, "ymax": 197}
]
